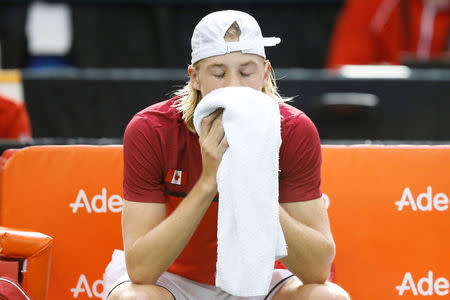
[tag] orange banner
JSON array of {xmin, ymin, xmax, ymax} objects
[
  {"xmin": 0, "ymin": 145, "xmax": 449, "ymax": 299},
  {"xmin": 1, "ymin": 146, "xmax": 123, "ymax": 299},
  {"xmin": 322, "ymin": 146, "xmax": 450, "ymax": 299}
]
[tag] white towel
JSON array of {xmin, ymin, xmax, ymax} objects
[
  {"xmin": 102, "ymin": 249, "xmax": 126, "ymax": 300},
  {"xmin": 193, "ymin": 86, "xmax": 287, "ymax": 297}
]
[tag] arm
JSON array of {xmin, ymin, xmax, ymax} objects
[
  {"xmin": 279, "ymin": 197, "xmax": 335, "ymax": 284},
  {"xmin": 278, "ymin": 112, "xmax": 334, "ymax": 283},
  {"xmin": 123, "ymin": 110, "xmax": 228, "ymax": 284},
  {"xmin": 123, "ymin": 180, "xmax": 216, "ymax": 284}
]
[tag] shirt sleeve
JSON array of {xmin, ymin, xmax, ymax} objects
[
  {"xmin": 279, "ymin": 113, "xmax": 322, "ymax": 203},
  {"xmin": 123, "ymin": 114, "xmax": 166, "ymax": 203}
]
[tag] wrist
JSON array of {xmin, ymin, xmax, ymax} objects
[{"xmin": 196, "ymin": 173, "xmax": 218, "ymax": 196}]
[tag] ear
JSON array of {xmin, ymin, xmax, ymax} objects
[
  {"xmin": 189, "ymin": 65, "xmax": 201, "ymax": 91},
  {"xmin": 263, "ymin": 60, "xmax": 271, "ymax": 88}
]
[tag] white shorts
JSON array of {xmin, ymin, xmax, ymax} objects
[{"xmin": 103, "ymin": 250, "xmax": 294, "ymax": 300}]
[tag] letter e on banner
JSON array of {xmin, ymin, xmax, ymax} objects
[
  {"xmin": 435, "ymin": 277, "xmax": 450, "ymax": 296},
  {"xmin": 108, "ymin": 194, "xmax": 123, "ymax": 213},
  {"xmin": 434, "ymin": 193, "xmax": 449, "ymax": 211}
]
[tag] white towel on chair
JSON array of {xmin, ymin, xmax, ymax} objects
[{"xmin": 193, "ymin": 86, "xmax": 287, "ymax": 297}]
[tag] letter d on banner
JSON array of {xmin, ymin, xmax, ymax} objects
[{"xmin": 417, "ymin": 271, "xmax": 433, "ymax": 296}]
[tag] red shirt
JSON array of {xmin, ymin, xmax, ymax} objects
[
  {"xmin": 123, "ymin": 97, "xmax": 322, "ymax": 285},
  {"xmin": 327, "ymin": 0, "xmax": 450, "ymax": 68},
  {"xmin": 0, "ymin": 94, "xmax": 32, "ymax": 140}
]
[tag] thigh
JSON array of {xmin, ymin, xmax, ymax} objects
[
  {"xmin": 262, "ymin": 269, "xmax": 295, "ymax": 300},
  {"xmin": 272, "ymin": 277, "xmax": 350, "ymax": 300},
  {"xmin": 155, "ymin": 269, "xmax": 295, "ymax": 300},
  {"xmin": 108, "ymin": 281, "xmax": 175, "ymax": 300}
]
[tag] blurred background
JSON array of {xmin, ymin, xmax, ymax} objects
[{"xmin": 0, "ymin": 0, "xmax": 449, "ymax": 151}]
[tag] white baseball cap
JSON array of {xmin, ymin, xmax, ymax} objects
[{"xmin": 190, "ymin": 10, "xmax": 281, "ymax": 65}]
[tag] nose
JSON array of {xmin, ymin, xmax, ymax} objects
[{"xmin": 227, "ymin": 73, "xmax": 241, "ymax": 87}]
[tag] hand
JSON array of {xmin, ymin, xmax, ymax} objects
[{"xmin": 198, "ymin": 109, "xmax": 229, "ymax": 193}]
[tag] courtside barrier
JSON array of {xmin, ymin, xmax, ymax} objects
[
  {"xmin": 0, "ymin": 145, "xmax": 449, "ymax": 299},
  {"xmin": 0, "ymin": 146, "xmax": 123, "ymax": 300},
  {"xmin": 322, "ymin": 145, "xmax": 450, "ymax": 299}
]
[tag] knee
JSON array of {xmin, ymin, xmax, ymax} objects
[
  {"xmin": 332, "ymin": 292, "xmax": 351, "ymax": 300},
  {"xmin": 335, "ymin": 293, "xmax": 351, "ymax": 300},
  {"xmin": 109, "ymin": 290, "xmax": 152, "ymax": 300},
  {"xmin": 311, "ymin": 291, "xmax": 350, "ymax": 300},
  {"xmin": 108, "ymin": 284, "xmax": 173, "ymax": 300},
  {"xmin": 297, "ymin": 282, "xmax": 350, "ymax": 300},
  {"xmin": 322, "ymin": 283, "xmax": 350, "ymax": 300}
]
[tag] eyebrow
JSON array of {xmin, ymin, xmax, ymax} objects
[
  {"xmin": 206, "ymin": 61, "xmax": 258, "ymax": 70},
  {"xmin": 207, "ymin": 63, "xmax": 226, "ymax": 70},
  {"xmin": 239, "ymin": 61, "xmax": 258, "ymax": 68}
]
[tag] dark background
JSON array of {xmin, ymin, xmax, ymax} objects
[
  {"xmin": 21, "ymin": 68, "xmax": 450, "ymax": 140},
  {"xmin": 1, "ymin": 0, "xmax": 343, "ymax": 69},
  {"xmin": 1, "ymin": 0, "xmax": 449, "ymax": 151}
]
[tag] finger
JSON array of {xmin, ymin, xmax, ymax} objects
[
  {"xmin": 200, "ymin": 109, "xmax": 221, "ymax": 135},
  {"xmin": 217, "ymin": 136, "xmax": 229, "ymax": 157},
  {"xmin": 208, "ymin": 113, "xmax": 225, "ymax": 143},
  {"xmin": 200, "ymin": 109, "xmax": 223, "ymax": 136}
]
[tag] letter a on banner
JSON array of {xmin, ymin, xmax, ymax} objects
[
  {"xmin": 396, "ymin": 272, "xmax": 418, "ymax": 296},
  {"xmin": 70, "ymin": 189, "xmax": 92, "ymax": 213},
  {"xmin": 396, "ymin": 188, "xmax": 418, "ymax": 211},
  {"xmin": 70, "ymin": 274, "xmax": 93, "ymax": 298}
]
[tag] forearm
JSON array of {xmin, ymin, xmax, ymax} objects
[
  {"xmin": 126, "ymin": 177, "xmax": 216, "ymax": 284},
  {"xmin": 279, "ymin": 205, "xmax": 335, "ymax": 284}
]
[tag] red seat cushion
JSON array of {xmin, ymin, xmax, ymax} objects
[{"xmin": 0, "ymin": 277, "xmax": 30, "ymax": 300}]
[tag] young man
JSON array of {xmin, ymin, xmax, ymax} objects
[{"xmin": 105, "ymin": 10, "xmax": 350, "ymax": 300}]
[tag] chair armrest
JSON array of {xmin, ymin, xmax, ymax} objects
[{"xmin": 0, "ymin": 227, "xmax": 53, "ymax": 300}]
